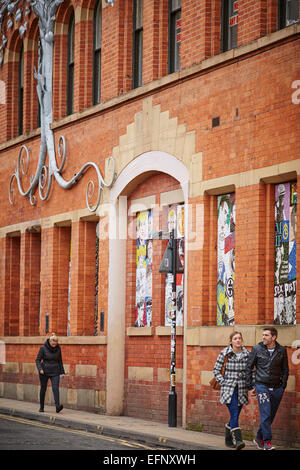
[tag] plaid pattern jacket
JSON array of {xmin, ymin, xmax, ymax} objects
[{"xmin": 213, "ymin": 345, "xmax": 250, "ymax": 405}]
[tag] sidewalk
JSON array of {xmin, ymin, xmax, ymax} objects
[{"xmin": 0, "ymin": 397, "xmax": 289, "ymax": 451}]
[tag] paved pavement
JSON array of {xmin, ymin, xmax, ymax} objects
[{"xmin": 0, "ymin": 397, "xmax": 294, "ymax": 451}]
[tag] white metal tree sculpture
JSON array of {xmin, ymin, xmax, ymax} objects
[{"xmin": 0, "ymin": 0, "xmax": 115, "ymax": 212}]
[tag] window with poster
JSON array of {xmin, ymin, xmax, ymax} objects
[
  {"xmin": 221, "ymin": 0, "xmax": 238, "ymax": 52},
  {"xmin": 135, "ymin": 209, "xmax": 153, "ymax": 327},
  {"xmin": 217, "ymin": 193, "xmax": 236, "ymax": 326},
  {"xmin": 134, "ymin": 204, "xmax": 184, "ymax": 328},
  {"xmin": 164, "ymin": 203, "xmax": 184, "ymax": 327},
  {"xmin": 274, "ymin": 182, "xmax": 297, "ymax": 325}
]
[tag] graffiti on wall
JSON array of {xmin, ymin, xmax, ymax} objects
[
  {"xmin": 274, "ymin": 182, "xmax": 297, "ymax": 325},
  {"xmin": 217, "ymin": 193, "xmax": 235, "ymax": 326},
  {"xmin": 165, "ymin": 204, "xmax": 184, "ymax": 327},
  {"xmin": 135, "ymin": 210, "xmax": 153, "ymax": 327}
]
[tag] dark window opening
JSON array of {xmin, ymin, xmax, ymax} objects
[
  {"xmin": 67, "ymin": 11, "xmax": 75, "ymax": 116},
  {"xmin": 168, "ymin": 0, "xmax": 181, "ymax": 74},
  {"xmin": 278, "ymin": 0, "xmax": 299, "ymax": 29},
  {"xmin": 132, "ymin": 0, "xmax": 143, "ymax": 89},
  {"xmin": 18, "ymin": 44, "xmax": 24, "ymax": 136},
  {"xmin": 93, "ymin": 1, "xmax": 102, "ymax": 105},
  {"xmin": 221, "ymin": 0, "xmax": 239, "ymax": 53}
]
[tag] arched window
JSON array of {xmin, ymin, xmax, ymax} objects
[
  {"xmin": 93, "ymin": 1, "xmax": 102, "ymax": 105},
  {"xmin": 67, "ymin": 11, "xmax": 75, "ymax": 115},
  {"xmin": 18, "ymin": 44, "xmax": 24, "ymax": 135}
]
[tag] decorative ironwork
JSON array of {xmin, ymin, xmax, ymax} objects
[{"xmin": 1, "ymin": 0, "xmax": 116, "ymax": 212}]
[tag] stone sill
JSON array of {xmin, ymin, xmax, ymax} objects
[
  {"xmin": 186, "ymin": 324, "xmax": 300, "ymax": 347},
  {"xmin": 0, "ymin": 336, "xmax": 107, "ymax": 345},
  {"xmin": 0, "ymin": 23, "xmax": 299, "ymax": 152},
  {"xmin": 126, "ymin": 326, "xmax": 184, "ymax": 336}
]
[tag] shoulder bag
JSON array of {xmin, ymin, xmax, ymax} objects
[{"xmin": 209, "ymin": 354, "xmax": 229, "ymax": 390}]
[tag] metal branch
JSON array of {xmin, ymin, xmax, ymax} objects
[{"xmin": 4, "ymin": 0, "xmax": 116, "ymax": 212}]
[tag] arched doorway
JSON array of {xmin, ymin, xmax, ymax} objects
[{"xmin": 106, "ymin": 151, "xmax": 189, "ymax": 424}]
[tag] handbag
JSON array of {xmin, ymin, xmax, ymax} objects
[{"xmin": 209, "ymin": 354, "xmax": 229, "ymax": 390}]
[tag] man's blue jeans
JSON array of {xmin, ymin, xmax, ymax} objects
[
  {"xmin": 226, "ymin": 386, "xmax": 243, "ymax": 429},
  {"xmin": 255, "ymin": 384, "xmax": 284, "ymax": 442}
]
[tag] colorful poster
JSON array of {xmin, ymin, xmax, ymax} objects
[
  {"xmin": 165, "ymin": 204, "xmax": 184, "ymax": 327},
  {"xmin": 217, "ymin": 193, "xmax": 235, "ymax": 326},
  {"xmin": 274, "ymin": 182, "xmax": 297, "ymax": 325},
  {"xmin": 135, "ymin": 210, "xmax": 153, "ymax": 327}
]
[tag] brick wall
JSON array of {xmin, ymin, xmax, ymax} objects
[
  {"xmin": 0, "ymin": 0, "xmax": 299, "ymax": 444},
  {"xmin": 0, "ymin": 343, "xmax": 107, "ymax": 412},
  {"xmin": 186, "ymin": 345, "xmax": 300, "ymax": 446},
  {"xmin": 124, "ymin": 172, "xmax": 184, "ymax": 424},
  {"xmin": 2, "ymin": 0, "xmax": 299, "ymax": 141}
]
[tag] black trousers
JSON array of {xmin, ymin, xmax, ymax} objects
[{"xmin": 39, "ymin": 374, "xmax": 60, "ymax": 409}]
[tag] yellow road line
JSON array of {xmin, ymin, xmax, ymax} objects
[{"xmin": 0, "ymin": 413, "xmax": 154, "ymax": 449}]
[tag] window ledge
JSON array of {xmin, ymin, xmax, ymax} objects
[
  {"xmin": 126, "ymin": 326, "xmax": 184, "ymax": 336},
  {"xmin": 127, "ymin": 327, "xmax": 154, "ymax": 336},
  {"xmin": 156, "ymin": 326, "xmax": 184, "ymax": 336},
  {"xmin": 0, "ymin": 335, "xmax": 107, "ymax": 345}
]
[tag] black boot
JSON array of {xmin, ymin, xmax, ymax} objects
[
  {"xmin": 225, "ymin": 424, "xmax": 235, "ymax": 448},
  {"xmin": 56, "ymin": 404, "xmax": 63, "ymax": 413},
  {"xmin": 230, "ymin": 427, "xmax": 245, "ymax": 450},
  {"xmin": 39, "ymin": 394, "xmax": 44, "ymax": 412}
]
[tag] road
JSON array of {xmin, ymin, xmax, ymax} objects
[{"xmin": 0, "ymin": 413, "xmax": 159, "ymax": 451}]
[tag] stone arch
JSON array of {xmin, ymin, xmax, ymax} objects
[
  {"xmin": 104, "ymin": 97, "xmax": 198, "ymax": 416},
  {"xmin": 108, "ymin": 96, "xmax": 202, "ymax": 199}
]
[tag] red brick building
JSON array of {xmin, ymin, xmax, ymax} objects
[{"xmin": 0, "ymin": 0, "xmax": 299, "ymax": 447}]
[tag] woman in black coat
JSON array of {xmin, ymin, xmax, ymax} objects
[{"xmin": 36, "ymin": 333, "xmax": 65, "ymax": 413}]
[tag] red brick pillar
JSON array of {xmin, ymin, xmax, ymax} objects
[
  {"xmin": 19, "ymin": 231, "xmax": 30, "ymax": 336},
  {"xmin": 211, "ymin": 0, "xmax": 222, "ymax": 56},
  {"xmin": 6, "ymin": 48, "xmax": 20, "ymax": 139},
  {"xmin": 0, "ymin": 237, "xmax": 5, "ymax": 335},
  {"xmin": 264, "ymin": 183, "xmax": 276, "ymax": 324},
  {"xmin": 23, "ymin": 48, "xmax": 34, "ymax": 134},
  {"xmin": 181, "ymin": 0, "xmax": 211, "ymax": 68},
  {"xmin": 297, "ymin": 175, "xmax": 300, "ymax": 324},
  {"xmin": 235, "ymin": 184, "xmax": 266, "ymax": 324},
  {"xmin": 40, "ymin": 227, "xmax": 54, "ymax": 335},
  {"xmin": 28, "ymin": 231, "xmax": 41, "ymax": 336},
  {"xmin": 267, "ymin": 0, "xmax": 278, "ymax": 34},
  {"xmin": 0, "ymin": 60, "xmax": 7, "ymax": 143},
  {"xmin": 143, "ymin": 0, "xmax": 160, "ymax": 85},
  {"xmin": 19, "ymin": 230, "xmax": 41, "ymax": 336},
  {"xmin": 53, "ymin": 23, "xmax": 68, "ymax": 121},
  {"xmin": 187, "ymin": 195, "xmax": 216, "ymax": 326},
  {"xmin": 98, "ymin": 234, "xmax": 109, "ymax": 335},
  {"xmin": 207, "ymin": 195, "xmax": 218, "ymax": 325},
  {"xmin": 152, "ymin": 237, "xmax": 168, "ymax": 325},
  {"xmin": 40, "ymin": 226, "xmax": 71, "ymax": 336},
  {"xmin": 101, "ymin": 0, "xmax": 124, "ymax": 102},
  {"xmin": 158, "ymin": 0, "xmax": 168, "ymax": 79},
  {"xmin": 73, "ymin": 9, "xmax": 93, "ymax": 112},
  {"xmin": 69, "ymin": 221, "xmax": 97, "ymax": 336},
  {"xmin": 238, "ymin": 0, "xmax": 268, "ymax": 47},
  {"xmin": 1, "ymin": 235, "xmax": 21, "ymax": 336}
]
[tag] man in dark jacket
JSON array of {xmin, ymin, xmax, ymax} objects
[
  {"xmin": 245, "ymin": 327, "xmax": 289, "ymax": 450},
  {"xmin": 36, "ymin": 333, "xmax": 65, "ymax": 413}
]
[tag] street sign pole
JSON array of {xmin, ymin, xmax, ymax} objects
[{"xmin": 168, "ymin": 228, "xmax": 177, "ymax": 427}]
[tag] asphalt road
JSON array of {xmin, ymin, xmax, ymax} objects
[{"xmin": 0, "ymin": 413, "xmax": 157, "ymax": 451}]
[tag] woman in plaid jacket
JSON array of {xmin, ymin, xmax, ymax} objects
[{"xmin": 213, "ymin": 331, "xmax": 250, "ymax": 450}]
